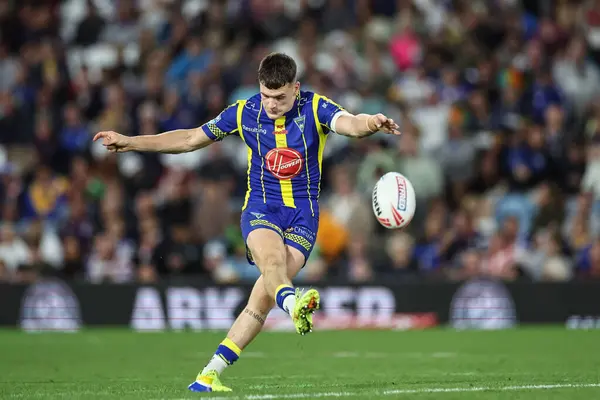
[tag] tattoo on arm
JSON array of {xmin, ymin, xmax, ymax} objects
[{"xmin": 243, "ymin": 308, "xmax": 266, "ymax": 325}]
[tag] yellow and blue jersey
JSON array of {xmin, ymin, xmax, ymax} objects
[
  {"xmin": 201, "ymin": 90, "xmax": 346, "ymax": 217},
  {"xmin": 201, "ymin": 90, "xmax": 346, "ymax": 265}
]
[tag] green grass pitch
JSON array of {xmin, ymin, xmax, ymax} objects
[{"xmin": 1, "ymin": 327, "xmax": 599, "ymax": 399}]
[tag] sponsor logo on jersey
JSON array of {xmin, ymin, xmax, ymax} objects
[
  {"xmin": 273, "ymin": 122, "xmax": 287, "ymax": 135},
  {"xmin": 265, "ymin": 148, "xmax": 303, "ymax": 180},
  {"xmin": 298, "ymin": 96, "xmax": 308, "ymax": 107},
  {"xmin": 242, "ymin": 124, "xmax": 267, "ymax": 135},
  {"xmin": 396, "ymin": 175, "xmax": 407, "ymax": 211}
]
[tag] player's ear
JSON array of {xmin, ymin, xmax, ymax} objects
[{"xmin": 294, "ymin": 81, "xmax": 300, "ymax": 95}]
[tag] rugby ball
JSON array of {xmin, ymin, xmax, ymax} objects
[{"xmin": 372, "ymin": 172, "xmax": 416, "ymax": 229}]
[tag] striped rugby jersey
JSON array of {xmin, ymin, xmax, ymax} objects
[{"xmin": 201, "ymin": 91, "xmax": 346, "ymax": 217}]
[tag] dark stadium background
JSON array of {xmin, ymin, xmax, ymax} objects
[
  {"xmin": 4, "ymin": 1, "xmax": 600, "ymax": 399},
  {"xmin": 0, "ymin": 0, "xmax": 600, "ymax": 327}
]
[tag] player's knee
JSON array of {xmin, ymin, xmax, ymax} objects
[{"xmin": 256, "ymin": 251, "xmax": 286, "ymax": 275}]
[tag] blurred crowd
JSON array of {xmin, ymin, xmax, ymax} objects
[{"xmin": 1, "ymin": 0, "xmax": 600, "ymax": 285}]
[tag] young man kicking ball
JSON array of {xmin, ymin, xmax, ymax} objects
[{"xmin": 93, "ymin": 52, "xmax": 400, "ymax": 392}]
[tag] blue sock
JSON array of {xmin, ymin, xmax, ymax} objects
[
  {"xmin": 201, "ymin": 338, "xmax": 241, "ymax": 375},
  {"xmin": 215, "ymin": 338, "xmax": 240, "ymax": 365},
  {"xmin": 275, "ymin": 284, "xmax": 296, "ymax": 314}
]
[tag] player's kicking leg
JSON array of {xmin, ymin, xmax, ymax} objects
[
  {"xmin": 245, "ymin": 229, "xmax": 320, "ymax": 335},
  {"xmin": 188, "ymin": 230, "xmax": 318, "ymax": 392}
]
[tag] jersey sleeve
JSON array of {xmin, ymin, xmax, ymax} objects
[
  {"xmin": 315, "ymin": 95, "xmax": 350, "ymax": 134},
  {"xmin": 201, "ymin": 102, "xmax": 240, "ymax": 141}
]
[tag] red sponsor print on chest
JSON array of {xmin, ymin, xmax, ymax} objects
[
  {"xmin": 274, "ymin": 122, "xmax": 287, "ymax": 135},
  {"xmin": 265, "ymin": 148, "xmax": 303, "ymax": 180}
]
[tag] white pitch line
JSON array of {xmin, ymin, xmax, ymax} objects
[{"xmin": 184, "ymin": 383, "xmax": 600, "ymax": 400}]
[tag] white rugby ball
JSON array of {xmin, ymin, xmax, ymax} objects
[{"xmin": 372, "ymin": 172, "xmax": 416, "ymax": 229}]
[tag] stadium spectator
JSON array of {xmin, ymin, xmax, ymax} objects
[
  {"xmin": 0, "ymin": 223, "xmax": 30, "ymax": 279},
  {"xmin": 0, "ymin": 0, "xmax": 599, "ymax": 284}
]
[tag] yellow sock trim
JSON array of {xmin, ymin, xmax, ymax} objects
[
  {"xmin": 221, "ymin": 338, "xmax": 242, "ymax": 356},
  {"xmin": 275, "ymin": 284, "xmax": 294, "ymax": 301}
]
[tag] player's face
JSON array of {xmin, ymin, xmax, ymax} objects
[{"xmin": 259, "ymin": 82, "xmax": 299, "ymax": 119}]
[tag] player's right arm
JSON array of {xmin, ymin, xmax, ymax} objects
[
  {"xmin": 93, "ymin": 127, "xmax": 212, "ymax": 154},
  {"xmin": 93, "ymin": 102, "xmax": 240, "ymax": 153}
]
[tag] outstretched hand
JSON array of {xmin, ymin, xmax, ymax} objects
[
  {"xmin": 93, "ymin": 131, "xmax": 131, "ymax": 153},
  {"xmin": 368, "ymin": 114, "xmax": 401, "ymax": 135}
]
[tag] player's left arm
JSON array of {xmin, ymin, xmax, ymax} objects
[
  {"xmin": 334, "ymin": 113, "xmax": 400, "ymax": 138},
  {"xmin": 316, "ymin": 96, "xmax": 400, "ymax": 138}
]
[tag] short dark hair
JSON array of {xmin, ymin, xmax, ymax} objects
[{"xmin": 257, "ymin": 53, "xmax": 297, "ymax": 89}]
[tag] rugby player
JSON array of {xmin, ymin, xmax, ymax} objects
[{"xmin": 93, "ymin": 53, "xmax": 400, "ymax": 392}]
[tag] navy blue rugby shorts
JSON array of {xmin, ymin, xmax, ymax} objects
[{"xmin": 240, "ymin": 202, "xmax": 318, "ymax": 267}]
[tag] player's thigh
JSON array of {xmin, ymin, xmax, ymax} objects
[
  {"xmin": 285, "ymin": 245, "xmax": 306, "ymax": 279},
  {"xmin": 246, "ymin": 228, "xmax": 287, "ymax": 273},
  {"xmin": 241, "ymin": 204, "xmax": 287, "ymax": 272}
]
